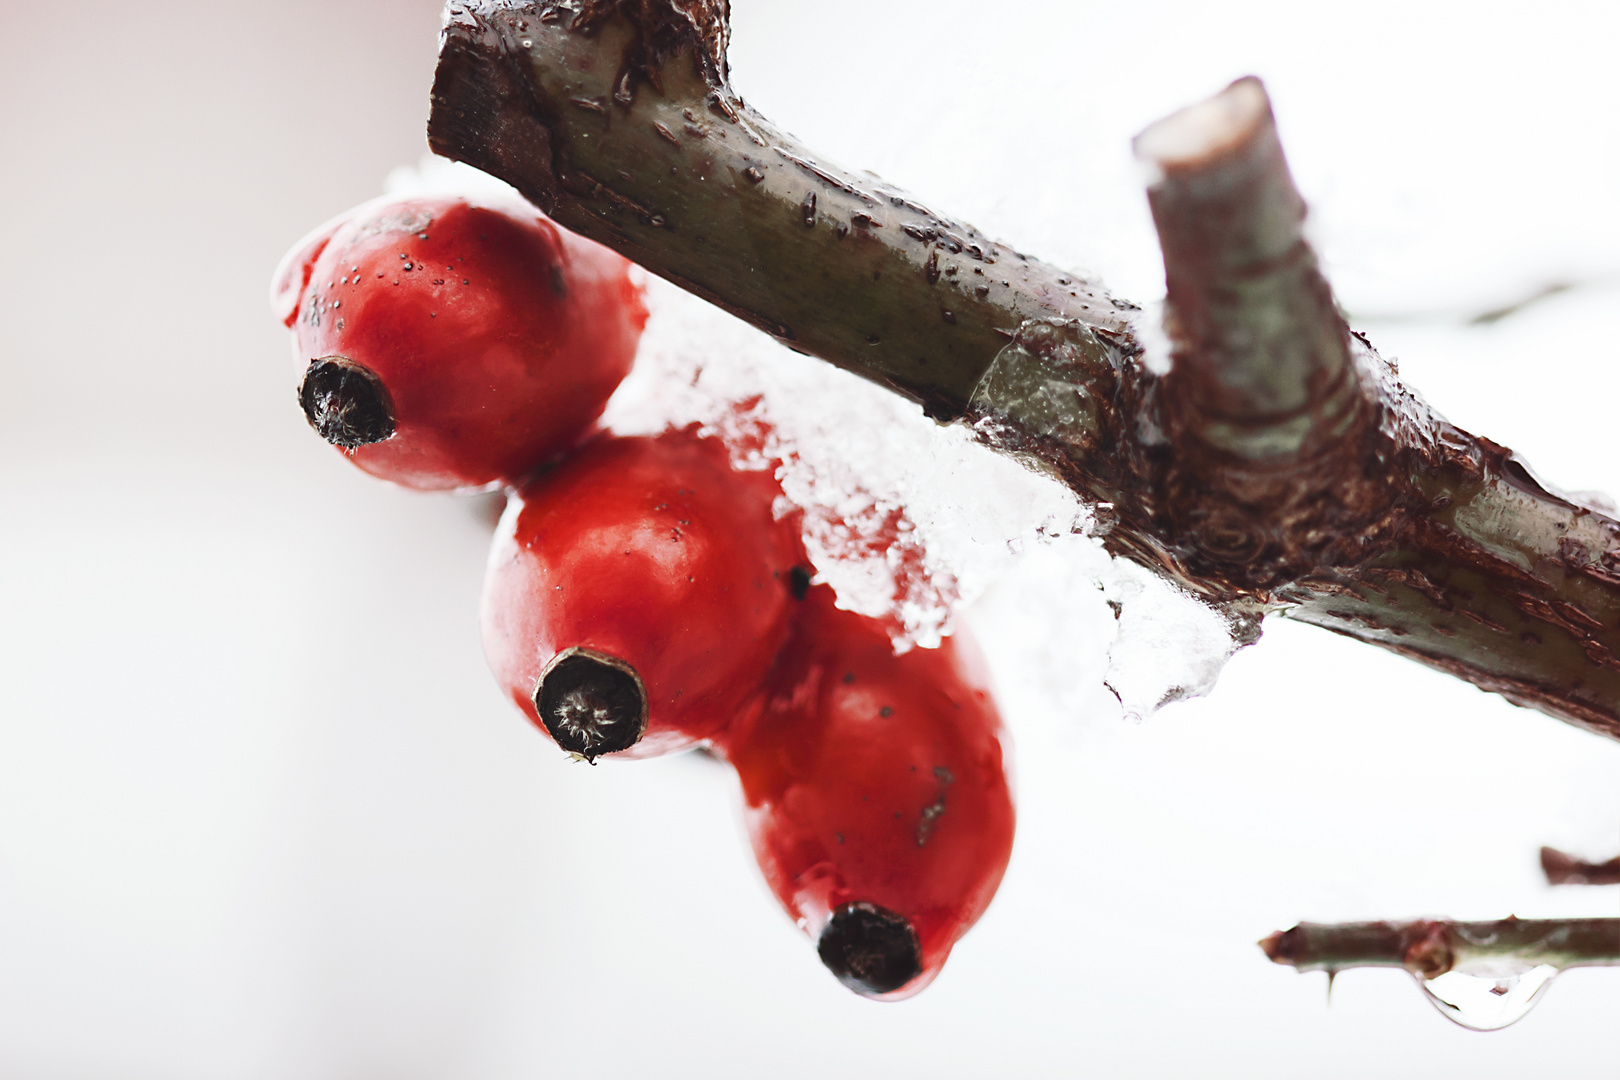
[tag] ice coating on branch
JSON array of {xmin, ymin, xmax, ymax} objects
[
  {"xmin": 391, "ymin": 157, "xmax": 1242, "ymax": 721},
  {"xmin": 604, "ymin": 279, "xmax": 1079, "ymax": 648},
  {"xmin": 610, "ymin": 281, "xmax": 1242, "ymax": 718},
  {"xmin": 1096, "ymin": 560, "xmax": 1242, "ymax": 722},
  {"xmin": 1416, "ymin": 963, "xmax": 1560, "ymax": 1031}
]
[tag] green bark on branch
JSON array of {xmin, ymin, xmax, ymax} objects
[{"xmin": 427, "ymin": 0, "xmax": 1620, "ymax": 742}]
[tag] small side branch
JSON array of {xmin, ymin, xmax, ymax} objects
[
  {"xmin": 1260, "ymin": 918, "xmax": 1620, "ymax": 977},
  {"xmin": 1136, "ymin": 77, "xmax": 1361, "ymax": 462},
  {"xmin": 1117, "ymin": 77, "xmax": 1390, "ymax": 605},
  {"xmin": 1541, "ymin": 846, "xmax": 1620, "ymax": 886}
]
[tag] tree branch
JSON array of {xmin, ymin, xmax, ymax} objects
[
  {"xmin": 427, "ymin": 0, "xmax": 1620, "ymax": 741},
  {"xmin": 1541, "ymin": 846, "xmax": 1620, "ymax": 886},
  {"xmin": 1260, "ymin": 918, "xmax": 1620, "ymax": 976},
  {"xmin": 428, "ymin": 0, "xmax": 1131, "ymax": 421}
]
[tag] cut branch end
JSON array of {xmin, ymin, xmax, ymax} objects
[{"xmin": 1133, "ymin": 75, "xmax": 1270, "ymax": 180}]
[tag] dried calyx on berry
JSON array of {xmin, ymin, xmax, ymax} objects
[
  {"xmin": 818, "ymin": 902, "xmax": 924, "ymax": 997},
  {"xmin": 534, "ymin": 647, "xmax": 649, "ymax": 762},
  {"xmin": 298, "ymin": 356, "xmax": 395, "ymax": 449},
  {"xmin": 271, "ymin": 194, "xmax": 646, "ymax": 490}
]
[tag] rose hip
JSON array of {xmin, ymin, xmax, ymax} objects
[
  {"xmin": 482, "ymin": 428, "xmax": 805, "ymax": 760},
  {"xmin": 721, "ymin": 585, "xmax": 1015, "ymax": 999},
  {"xmin": 271, "ymin": 194, "xmax": 646, "ymax": 490}
]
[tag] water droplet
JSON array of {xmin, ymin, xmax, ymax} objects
[{"xmin": 1416, "ymin": 964, "xmax": 1559, "ymax": 1031}]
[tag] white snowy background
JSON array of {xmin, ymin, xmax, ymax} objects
[{"xmin": 1, "ymin": 0, "xmax": 1617, "ymax": 1075}]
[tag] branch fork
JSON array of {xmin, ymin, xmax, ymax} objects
[{"xmin": 427, "ymin": 0, "xmax": 1620, "ymax": 741}]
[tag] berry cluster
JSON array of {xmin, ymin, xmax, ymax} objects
[{"xmin": 273, "ymin": 194, "xmax": 1015, "ymax": 999}]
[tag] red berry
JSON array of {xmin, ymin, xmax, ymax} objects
[
  {"xmin": 482, "ymin": 429, "xmax": 806, "ymax": 760},
  {"xmin": 721, "ymin": 585, "xmax": 1015, "ymax": 999},
  {"xmin": 271, "ymin": 194, "xmax": 647, "ymax": 490}
]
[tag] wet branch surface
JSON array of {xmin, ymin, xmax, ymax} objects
[
  {"xmin": 1260, "ymin": 918, "xmax": 1620, "ymax": 976},
  {"xmin": 429, "ymin": 0, "xmax": 1620, "ymax": 741}
]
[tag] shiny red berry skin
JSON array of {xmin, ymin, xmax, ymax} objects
[
  {"xmin": 271, "ymin": 194, "xmax": 647, "ymax": 491},
  {"xmin": 482, "ymin": 429, "xmax": 805, "ymax": 760},
  {"xmin": 720, "ymin": 585, "xmax": 1015, "ymax": 999}
]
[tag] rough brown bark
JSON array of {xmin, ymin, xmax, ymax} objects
[{"xmin": 427, "ymin": 0, "xmax": 1620, "ymax": 741}]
